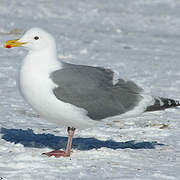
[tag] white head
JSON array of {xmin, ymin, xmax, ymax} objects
[{"xmin": 5, "ymin": 27, "xmax": 56, "ymax": 52}]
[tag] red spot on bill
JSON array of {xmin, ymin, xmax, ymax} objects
[{"xmin": 5, "ymin": 45, "xmax": 12, "ymax": 48}]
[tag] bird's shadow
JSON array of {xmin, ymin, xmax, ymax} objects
[{"xmin": 0, "ymin": 128, "xmax": 164, "ymax": 150}]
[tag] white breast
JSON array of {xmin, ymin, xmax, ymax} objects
[{"xmin": 19, "ymin": 52, "xmax": 97, "ymax": 129}]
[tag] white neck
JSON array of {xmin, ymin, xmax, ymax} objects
[
  {"xmin": 19, "ymin": 47, "xmax": 62, "ymax": 98},
  {"xmin": 22, "ymin": 47, "xmax": 62, "ymax": 74},
  {"xmin": 19, "ymin": 47, "xmax": 62, "ymax": 106}
]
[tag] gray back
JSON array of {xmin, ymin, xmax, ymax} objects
[{"xmin": 50, "ymin": 63, "xmax": 143, "ymax": 120}]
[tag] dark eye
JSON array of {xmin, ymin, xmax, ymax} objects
[{"xmin": 34, "ymin": 36, "xmax": 39, "ymax": 40}]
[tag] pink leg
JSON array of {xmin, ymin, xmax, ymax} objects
[{"xmin": 43, "ymin": 127, "xmax": 76, "ymax": 158}]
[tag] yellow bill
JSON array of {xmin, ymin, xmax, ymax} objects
[{"xmin": 5, "ymin": 39, "xmax": 27, "ymax": 48}]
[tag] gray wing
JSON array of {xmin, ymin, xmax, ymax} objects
[{"xmin": 50, "ymin": 63, "xmax": 143, "ymax": 120}]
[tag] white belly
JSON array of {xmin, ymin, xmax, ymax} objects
[{"xmin": 19, "ymin": 57, "xmax": 97, "ymax": 129}]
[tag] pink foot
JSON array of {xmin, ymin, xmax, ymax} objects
[{"xmin": 42, "ymin": 150, "xmax": 70, "ymax": 158}]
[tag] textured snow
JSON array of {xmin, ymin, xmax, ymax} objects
[{"xmin": 1, "ymin": 0, "xmax": 180, "ymax": 179}]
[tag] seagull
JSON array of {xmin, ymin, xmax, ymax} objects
[{"xmin": 5, "ymin": 28, "xmax": 180, "ymax": 158}]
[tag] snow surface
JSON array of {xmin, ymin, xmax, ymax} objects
[{"xmin": 1, "ymin": 0, "xmax": 180, "ymax": 179}]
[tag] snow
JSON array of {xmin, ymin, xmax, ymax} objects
[{"xmin": 0, "ymin": 0, "xmax": 180, "ymax": 179}]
